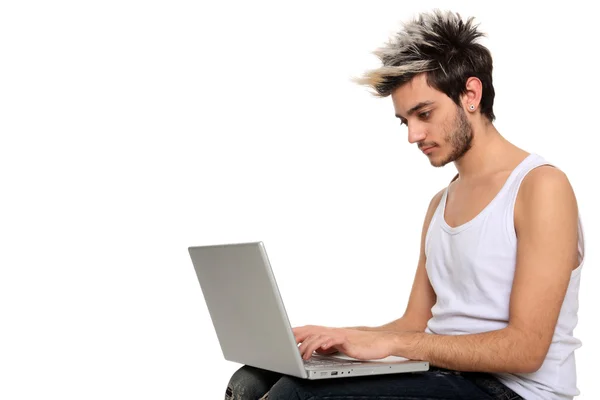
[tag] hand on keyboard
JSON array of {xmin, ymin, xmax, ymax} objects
[{"xmin": 292, "ymin": 325, "xmax": 397, "ymax": 361}]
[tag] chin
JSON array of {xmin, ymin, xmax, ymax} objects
[
  {"xmin": 428, "ymin": 154, "xmax": 450, "ymax": 168},
  {"xmin": 429, "ymin": 161, "xmax": 446, "ymax": 168}
]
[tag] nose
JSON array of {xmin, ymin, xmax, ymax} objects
[{"xmin": 407, "ymin": 123, "xmax": 426, "ymax": 144}]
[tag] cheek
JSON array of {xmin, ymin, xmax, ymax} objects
[
  {"xmin": 429, "ymin": 128, "xmax": 447, "ymax": 144},
  {"xmin": 437, "ymin": 121, "xmax": 455, "ymax": 142}
]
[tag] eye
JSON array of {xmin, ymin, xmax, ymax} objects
[
  {"xmin": 419, "ymin": 111, "xmax": 431, "ymax": 120},
  {"xmin": 399, "ymin": 118, "xmax": 408, "ymax": 126}
]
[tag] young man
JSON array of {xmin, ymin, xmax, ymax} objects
[{"xmin": 226, "ymin": 10, "xmax": 584, "ymax": 400}]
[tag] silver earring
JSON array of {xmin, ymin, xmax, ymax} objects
[{"xmin": 469, "ymin": 104, "xmax": 475, "ymax": 111}]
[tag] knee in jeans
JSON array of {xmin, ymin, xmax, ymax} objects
[
  {"xmin": 225, "ymin": 381, "xmax": 251, "ymax": 400},
  {"xmin": 225, "ymin": 368, "xmax": 253, "ymax": 400},
  {"xmin": 267, "ymin": 376, "xmax": 303, "ymax": 400},
  {"xmin": 225, "ymin": 366, "xmax": 279, "ymax": 400}
]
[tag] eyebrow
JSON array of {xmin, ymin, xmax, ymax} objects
[{"xmin": 395, "ymin": 101, "xmax": 434, "ymax": 119}]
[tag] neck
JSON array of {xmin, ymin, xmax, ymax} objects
[{"xmin": 453, "ymin": 121, "xmax": 524, "ymax": 180}]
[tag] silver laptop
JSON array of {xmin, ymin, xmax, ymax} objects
[{"xmin": 188, "ymin": 241, "xmax": 429, "ymax": 379}]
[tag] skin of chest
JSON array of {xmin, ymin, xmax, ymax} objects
[{"xmin": 443, "ymin": 171, "xmax": 512, "ymax": 228}]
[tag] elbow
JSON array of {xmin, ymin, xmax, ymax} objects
[
  {"xmin": 513, "ymin": 357, "xmax": 544, "ymax": 374},
  {"xmin": 511, "ymin": 345, "xmax": 547, "ymax": 374},
  {"xmin": 503, "ymin": 327, "xmax": 548, "ymax": 374}
]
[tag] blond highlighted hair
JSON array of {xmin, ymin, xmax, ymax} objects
[{"xmin": 355, "ymin": 10, "xmax": 496, "ymax": 121}]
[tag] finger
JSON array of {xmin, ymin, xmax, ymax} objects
[
  {"xmin": 323, "ymin": 336, "xmax": 344, "ymax": 351},
  {"xmin": 292, "ymin": 326, "xmax": 306, "ymax": 336},
  {"xmin": 315, "ymin": 346, "xmax": 338, "ymax": 355},
  {"xmin": 302, "ymin": 336, "xmax": 333, "ymax": 360},
  {"xmin": 300, "ymin": 335, "xmax": 330, "ymax": 360},
  {"xmin": 315, "ymin": 338, "xmax": 339, "ymax": 354},
  {"xmin": 318, "ymin": 336, "xmax": 347, "ymax": 357},
  {"xmin": 300, "ymin": 336, "xmax": 322, "ymax": 360},
  {"xmin": 294, "ymin": 327, "xmax": 315, "ymax": 344},
  {"xmin": 294, "ymin": 326, "xmax": 329, "ymax": 344},
  {"xmin": 299, "ymin": 329, "xmax": 337, "ymax": 353},
  {"xmin": 310, "ymin": 336, "xmax": 346, "ymax": 359},
  {"xmin": 294, "ymin": 328, "xmax": 313, "ymax": 344},
  {"xmin": 298, "ymin": 334, "xmax": 321, "ymax": 358},
  {"xmin": 333, "ymin": 341, "xmax": 356, "ymax": 359}
]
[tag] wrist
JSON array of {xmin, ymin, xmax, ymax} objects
[{"xmin": 389, "ymin": 331, "xmax": 426, "ymax": 360}]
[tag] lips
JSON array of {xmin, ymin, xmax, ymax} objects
[{"xmin": 420, "ymin": 145, "xmax": 436, "ymax": 154}]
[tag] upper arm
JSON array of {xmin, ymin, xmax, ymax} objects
[
  {"xmin": 401, "ymin": 189, "xmax": 444, "ymax": 331},
  {"xmin": 508, "ymin": 166, "xmax": 580, "ymax": 368}
]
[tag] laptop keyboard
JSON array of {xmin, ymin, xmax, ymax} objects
[{"xmin": 304, "ymin": 356, "xmax": 362, "ymax": 367}]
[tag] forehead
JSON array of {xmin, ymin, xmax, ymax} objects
[{"xmin": 391, "ymin": 73, "xmax": 448, "ymax": 116}]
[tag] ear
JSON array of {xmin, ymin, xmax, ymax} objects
[{"xmin": 461, "ymin": 77, "xmax": 483, "ymax": 113}]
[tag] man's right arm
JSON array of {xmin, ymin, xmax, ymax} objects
[{"xmin": 353, "ymin": 189, "xmax": 444, "ymax": 333}]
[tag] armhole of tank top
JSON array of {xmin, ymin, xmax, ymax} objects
[
  {"xmin": 424, "ymin": 201, "xmax": 438, "ymax": 256},
  {"xmin": 425, "ymin": 176, "xmax": 455, "ymax": 254},
  {"xmin": 505, "ymin": 162, "xmax": 555, "ymax": 249},
  {"xmin": 577, "ymin": 215, "xmax": 585, "ymax": 266},
  {"xmin": 425, "ymin": 206, "xmax": 437, "ymax": 256}
]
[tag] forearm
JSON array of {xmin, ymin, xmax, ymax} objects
[
  {"xmin": 393, "ymin": 327, "xmax": 542, "ymax": 374},
  {"xmin": 351, "ymin": 316, "xmax": 425, "ymax": 333}
]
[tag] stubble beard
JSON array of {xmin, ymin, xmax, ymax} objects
[{"xmin": 431, "ymin": 107, "xmax": 474, "ymax": 168}]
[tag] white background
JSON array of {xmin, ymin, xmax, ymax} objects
[{"xmin": 1, "ymin": 1, "xmax": 597, "ymax": 399}]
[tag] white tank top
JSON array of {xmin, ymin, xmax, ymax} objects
[{"xmin": 424, "ymin": 153, "xmax": 585, "ymax": 400}]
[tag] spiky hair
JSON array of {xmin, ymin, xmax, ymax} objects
[{"xmin": 355, "ymin": 10, "xmax": 496, "ymax": 121}]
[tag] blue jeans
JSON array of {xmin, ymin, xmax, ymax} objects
[{"xmin": 225, "ymin": 365, "xmax": 524, "ymax": 400}]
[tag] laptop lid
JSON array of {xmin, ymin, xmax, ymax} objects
[{"xmin": 188, "ymin": 241, "xmax": 307, "ymax": 378}]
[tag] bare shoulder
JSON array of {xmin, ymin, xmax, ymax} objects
[
  {"xmin": 515, "ymin": 165, "xmax": 579, "ymax": 248},
  {"xmin": 521, "ymin": 164, "xmax": 574, "ymax": 189},
  {"xmin": 517, "ymin": 165, "xmax": 578, "ymax": 212}
]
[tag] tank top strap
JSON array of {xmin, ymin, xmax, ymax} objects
[{"xmin": 504, "ymin": 153, "xmax": 554, "ymax": 206}]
